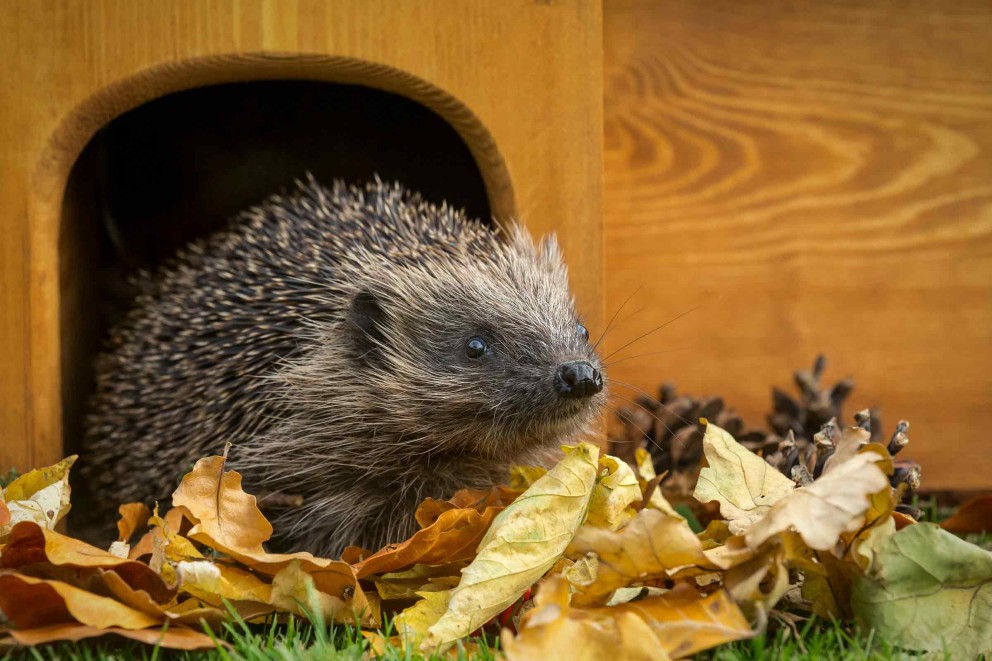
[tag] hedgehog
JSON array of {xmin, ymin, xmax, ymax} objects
[{"xmin": 79, "ymin": 178, "xmax": 607, "ymax": 556}]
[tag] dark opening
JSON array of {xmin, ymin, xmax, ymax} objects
[{"xmin": 61, "ymin": 80, "xmax": 492, "ymax": 458}]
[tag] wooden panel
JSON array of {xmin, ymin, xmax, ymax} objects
[
  {"xmin": 0, "ymin": 0, "xmax": 603, "ymax": 472},
  {"xmin": 603, "ymin": 0, "xmax": 992, "ymax": 489}
]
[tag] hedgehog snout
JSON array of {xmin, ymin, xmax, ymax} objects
[{"xmin": 554, "ymin": 361, "xmax": 603, "ymax": 399}]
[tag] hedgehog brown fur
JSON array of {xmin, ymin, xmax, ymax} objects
[{"xmin": 80, "ymin": 178, "xmax": 607, "ymax": 556}]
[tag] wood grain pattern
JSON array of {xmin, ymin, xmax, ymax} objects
[
  {"xmin": 603, "ymin": 0, "xmax": 992, "ymax": 489},
  {"xmin": 0, "ymin": 1, "xmax": 603, "ymax": 472}
]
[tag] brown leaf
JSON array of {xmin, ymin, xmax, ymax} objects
[
  {"xmin": 171, "ymin": 455, "xmax": 273, "ymax": 551},
  {"xmin": 0, "ymin": 570, "xmax": 161, "ymax": 630},
  {"xmin": 170, "ymin": 456, "xmax": 370, "ymax": 621},
  {"xmin": 117, "ymin": 503, "xmax": 152, "ymax": 543},
  {"xmin": 503, "ymin": 577, "xmax": 752, "ymax": 660},
  {"xmin": 0, "ymin": 522, "xmax": 172, "ymax": 602},
  {"xmin": 940, "ymin": 495, "xmax": 992, "ymax": 534},
  {"xmin": 0, "ymin": 623, "xmax": 218, "ymax": 650},
  {"xmin": 565, "ymin": 509, "xmax": 716, "ymax": 606},
  {"xmin": 353, "ymin": 506, "xmax": 502, "ymax": 579}
]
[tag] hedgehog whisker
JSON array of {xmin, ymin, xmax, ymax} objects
[
  {"xmin": 603, "ymin": 346, "xmax": 693, "ymax": 368},
  {"xmin": 592, "ymin": 284, "xmax": 642, "ymax": 352},
  {"xmin": 601, "ymin": 306, "xmax": 701, "ymax": 362},
  {"xmin": 607, "ymin": 402, "xmax": 666, "ymax": 456},
  {"xmin": 610, "ymin": 379, "xmax": 694, "ymax": 428}
]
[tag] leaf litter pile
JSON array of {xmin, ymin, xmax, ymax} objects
[{"xmin": 2, "ymin": 358, "xmax": 991, "ymax": 658}]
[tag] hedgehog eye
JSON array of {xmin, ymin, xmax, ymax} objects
[
  {"xmin": 466, "ymin": 337, "xmax": 488, "ymax": 359},
  {"xmin": 577, "ymin": 323, "xmax": 589, "ymax": 342}
]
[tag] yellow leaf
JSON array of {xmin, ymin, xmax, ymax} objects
[
  {"xmin": 693, "ymin": 425, "xmax": 794, "ymax": 535},
  {"xmin": 421, "ymin": 442, "xmax": 600, "ymax": 653},
  {"xmin": 586, "ymin": 455, "xmax": 641, "ymax": 530},
  {"xmin": 177, "ymin": 560, "xmax": 274, "ymax": 607},
  {"xmin": 565, "ymin": 508, "xmax": 716, "ymax": 606},
  {"xmin": 395, "ymin": 589, "xmax": 452, "ymax": 649},
  {"xmin": 503, "ymin": 577, "xmax": 752, "ymax": 660},
  {"xmin": 636, "ymin": 448, "xmax": 682, "ymax": 518},
  {"xmin": 1, "ymin": 456, "xmax": 76, "ymax": 540},
  {"xmin": 509, "ymin": 464, "xmax": 548, "ymax": 491},
  {"xmin": 745, "ymin": 452, "xmax": 889, "ymax": 551}
]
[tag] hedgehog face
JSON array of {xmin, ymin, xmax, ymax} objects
[{"xmin": 347, "ymin": 230, "xmax": 607, "ymax": 460}]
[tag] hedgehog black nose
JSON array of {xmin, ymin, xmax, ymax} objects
[{"xmin": 555, "ymin": 361, "xmax": 603, "ymax": 399}]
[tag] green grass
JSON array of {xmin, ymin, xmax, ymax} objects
[{"xmin": 3, "ymin": 487, "xmax": 988, "ymax": 659}]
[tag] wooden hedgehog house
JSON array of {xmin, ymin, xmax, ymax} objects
[{"xmin": 0, "ymin": 2, "xmax": 604, "ymax": 473}]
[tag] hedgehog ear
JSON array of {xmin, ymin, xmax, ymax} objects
[{"xmin": 348, "ymin": 290, "xmax": 388, "ymax": 362}]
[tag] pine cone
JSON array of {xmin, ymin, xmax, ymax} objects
[{"xmin": 608, "ymin": 355, "xmax": 922, "ymax": 509}]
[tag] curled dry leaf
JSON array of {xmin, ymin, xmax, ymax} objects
[
  {"xmin": 745, "ymin": 452, "xmax": 888, "ymax": 551},
  {"xmin": 422, "ymin": 442, "xmax": 600, "ymax": 653},
  {"xmin": 0, "ymin": 623, "xmax": 218, "ymax": 650},
  {"xmin": 693, "ymin": 424, "xmax": 795, "ymax": 535},
  {"xmin": 636, "ymin": 448, "xmax": 682, "ymax": 518},
  {"xmin": 503, "ymin": 576, "xmax": 752, "ymax": 660},
  {"xmin": 354, "ymin": 507, "xmax": 501, "ymax": 579},
  {"xmin": 0, "ymin": 522, "xmax": 172, "ymax": 603},
  {"xmin": 565, "ymin": 508, "xmax": 716, "ymax": 606},
  {"xmin": 170, "ymin": 454, "xmax": 369, "ymax": 621},
  {"xmin": 116, "ymin": 503, "xmax": 152, "ymax": 543},
  {"xmin": 852, "ymin": 523, "xmax": 992, "ymax": 657},
  {"xmin": 0, "ymin": 571, "xmax": 161, "ymax": 630},
  {"xmin": 0, "ymin": 456, "xmax": 76, "ymax": 541},
  {"xmin": 586, "ymin": 455, "xmax": 642, "ymax": 530}
]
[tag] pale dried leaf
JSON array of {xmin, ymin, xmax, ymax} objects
[
  {"xmin": 693, "ymin": 425, "xmax": 794, "ymax": 535},
  {"xmin": 746, "ymin": 452, "xmax": 888, "ymax": 551},
  {"xmin": 422, "ymin": 442, "xmax": 599, "ymax": 652}
]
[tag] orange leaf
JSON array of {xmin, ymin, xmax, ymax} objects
[
  {"xmin": 170, "ymin": 455, "xmax": 370, "ymax": 622},
  {"xmin": 503, "ymin": 577, "xmax": 752, "ymax": 660},
  {"xmin": 0, "ymin": 522, "xmax": 173, "ymax": 602},
  {"xmin": 117, "ymin": 503, "xmax": 152, "ymax": 543},
  {"xmin": 0, "ymin": 571, "xmax": 161, "ymax": 630},
  {"xmin": 353, "ymin": 506, "xmax": 502, "ymax": 579},
  {"xmin": 564, "ymin": 509, "xmax": 717, "ymax": 606},
  {"xmin": 0, "ymin": 623, "xmax": 218, "ymax": 650},
  {"xmin": 940, "ymin": 495, "xmax": 992, "ymax": 534},
  {"xmin": 0, "ymin": 496, "xmax": 10, "ymax": 527}
]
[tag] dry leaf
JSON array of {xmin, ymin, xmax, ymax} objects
[
  {"xmin": 0, "ymin": 570, "xmax": 161, "ymax": 630},
  {"xmin": 117, "ymin": 503, "xmax": 152, "ymax": 543},
  {"xmin": 586, "ymin": 455, "xmax": 642, "ymax": 530},
  {"xmin": 509, "ymin": 465, "xmax": 548, "ymax": 491},
  {"xmin": 565, "ymin": 508, "xmax": 716, "ymax": 606},
  {"xmin": 504, "ymin": 577, "xmax": 752, "ymax": 660},
  {"xmin": 354, "ymin": 507, "xmax": 501, "ymax": 579},
  {"xmin": 0, "ymin": 623, "xmax": 218, "ymax": 650},
  {"xmin": 745, "ymin": 452, "xmax": 888, "ymax": 551},
  {"xmin": 0, "ymin": 521, "xmax": 172, "ymax": 602},
  {"xmin": 394, "ymin": 589, "xmax": 452, "ymax": 649},
  {"xmin": 170, "ymin": 455, "xmax": 369, "ymax": 620},
  {"xmin": 502, "ymin": 576, "xmax": 664, "ymax": 661},
  {"xmin": 940, "ymin": 495, "xmax": 992, "ymax": 535},
  {"xmin": 636, "ymin": 448, "xmax": 682, "ymax": 518},
  {"xmin": 422, "ymin": 442, "xmax": 599, "ymax": 652},
  {"xmin": 1, "ymin": 456, "xmax": 76, "ymax": 540},
  {"xmin": 693, "ymin": 424, "xmax": 795, "ymax": 535}
]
